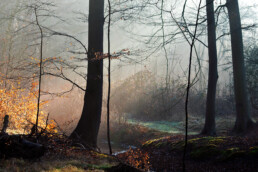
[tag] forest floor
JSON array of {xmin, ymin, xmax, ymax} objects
[
  {"xmin": 1, "ymin": 117, "xmax": 258, "ymax": 172},
  {"xmin": 1, "ymin": 133, "xmax": 257, "ymax": 172},
  {"xmin": 118, "ymin": 134, "xmax": 258, "ymax": 171},
  {"xmin": 114, "ymin": 116, "xmax": 258, "ymax": 171},
  {"xmin": 0, "ymin": 134, "xmax": 130, "ymax": 172}
]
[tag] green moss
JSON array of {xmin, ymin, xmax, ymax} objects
[
  {"xmin": 170, "ymin": 137, "xmax": 225, "ymax": 151},
  {"xmin": 144, "ymin": 136, "xmax": 256, "ymax": 162},
  {"xmin": 92, "ymin": 152, "xmax": 109, "ymax": 158},
  {"xmin": 249, "ymin": 146, "xmax": 258, "ymax": 151},
  {"xmin": 87, "ymin": 164, "xmax": 114, "ymax": 170},
  {"xmin": 170, "ymin": 141, "xmax": 185, "ymax": 151},
  {"xmin": 49, "ymin": 160, "xmax": 115, "ymax": 171},
  {"xmin": 227, "ymin": 147, "xmax": 240, "ymax": 152},
  {"xmin": 191, "ymin": 137, "xmax": 225, "ymax": 144},
  {"xmin": 219, "ymin": 147, "xmax": 246, "ymax": 161},
  {"xmin": 169, "ymin": 137, "xmax": 229, "ymax": 159},
  {"xmin": 208, "ymin": 138, "xmax": 225, "ymax": 144},
  {"xmin": 190, "ymin": 145, "xmax": 221, "ymax": 159},
  {"xmin": 154, "ymin": 142, "xmax": 163, "ymax": 147},
  {"xmin": 50, "ymin": 164, "xmax": 85, "ymax": 172},
  {"xmin": 143, "ymin": 138, "xmax": 163, "ymax": 147},
  {"xmin": 154, "ymin": 140, "xmax": 168, "ymax": 148},
  {"xmin": 47, "ymin": 160, "xmax": 87, "ymax": 171},
  {"xmin": 249, "ymin": 146, "xmax": 258, "ymax": 154}
]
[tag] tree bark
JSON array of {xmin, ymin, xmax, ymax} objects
[
  {"xmin": 226, "ymin": 0, "xmax": 254, "ymax": 133},
  {"xmin": 107, "ymin": 0, "xmax": 112, "ymax": 155},
  {"xmin": 1, "ymin": 115, "xmax": 9, "ymax": 134},
  {"xmin": 70, "ymin": 0, "xmax": 104, "ymax": 147},
  {"xmin": 201, "ymin": 0, "xmax": 218, "ymax": 136}
]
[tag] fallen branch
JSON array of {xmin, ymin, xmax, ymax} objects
[{"xmin": 0, "ymin": 115, "xmax": 45, "ymax": 159}]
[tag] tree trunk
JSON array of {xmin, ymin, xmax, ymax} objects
[
  {"xmin": 226, "ymin": 0, "xmax": 254, "ymax": 133},
  {"xmin": 201, "ymin": 0, "xmax": 218, "ymax": 136},
  {"xmin": 70, "ymin": 0, "xmax": 104, "ymax": 147},
  {"xmin": 1, "ymin": 115, "xmax": 9, "ymax": 134}
]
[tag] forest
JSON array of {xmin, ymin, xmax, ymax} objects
[{"xmin": 0, "ymin": 0, "xmax": 258, "ymax": 171}]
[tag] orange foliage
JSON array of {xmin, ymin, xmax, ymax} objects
[
  {"xmin": 0, "ymin": 80, "xmax": 56, "ymax": 134},
  {"xmin": 119, "ymin": 148, "xmax": 151, "ymax": 171}
]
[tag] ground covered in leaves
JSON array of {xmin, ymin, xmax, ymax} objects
[
  {"xmin": 0, "ymin": 134, "xmax": 138, "ymax": 172},
  {"xmin": 1, "ymin": 134, "xmax": 257, "ymax": 172},
  {"xmin": 118, "ymin": 135, "xmax": 258, "ymax": 171},
  {"xmin": 1, "ymin": 125, "xmax": 258, "ymax": 171}
]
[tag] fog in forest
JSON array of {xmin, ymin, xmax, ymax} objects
[
  {"xmin": 0, "ymin": 1, "xmax": 258, "ymax": 170},
  {"xmin": 1, "ymin": 0, "xmax": 258, "ymax": 133}
]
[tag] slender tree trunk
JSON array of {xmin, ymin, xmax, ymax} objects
[
  {"xmin": 70, "ymin": 0, "xmax": 104, "ymax": 147},
  {"xmin": 226, "ymin": 0, "xmax": 254, "ymax": 133},
  {"xmin": 35, "ymin": 8, "xmax": 44, "ymax": 135},
  {"xmin": 182, "ymin": 1, "xmax": 202, "ymax": 171},
  {"xmin": 201, "ymin": 0, "xmax": 218, "ymax": 136},
  {"xmin": 107, "ymin": 0, "xmax": 112, "ymax": 155}
]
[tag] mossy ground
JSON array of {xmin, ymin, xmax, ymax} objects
[
  {"xmin": 2, "ymin": 119, "xmax": 258, "ymax": 171},
  {"xmin": 1, "ymin": 135, "xmax": 258, "ymax": 172},
  {"xmin": 118, "ymin": 135, "xmax": 258, "ymax": 171},
  {"xmin": 98, "ymin": 121, "xmax": 168, "ymax": 152},
  {"xmin": 143, "ymin": 136, "xmax": 258, "ymax": 160}
]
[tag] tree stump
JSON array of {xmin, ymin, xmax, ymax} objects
[{"xmin": 1, "ymin": 115, "xmax": 9, "ymax": 134}]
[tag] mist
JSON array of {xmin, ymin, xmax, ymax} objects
[{"xmin": 0, "ymin": 0, "xmax": 258, "ymax": 171}]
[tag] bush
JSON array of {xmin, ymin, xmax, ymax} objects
[{"xmin": 111, "ymin": 70, "xmax": 208, "ymax": 121}]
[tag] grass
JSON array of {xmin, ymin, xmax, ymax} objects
[
  {"xmin": 98, "ymin": 120, "xmax": 168, "ymax": 150},
  {"xmin": 0, "ymin": 157, "xmax": 118, "ymax": 172},
  {"xmin": 127, "ymin": 119, "xmax": 186, "ymax": 134},
  {"xmin": 0, "ymin": 143, "xmax": 120, "ymax": 172},
  {"xmin": 98, "ymin": 115, "xmax": 255, "ymax": 154},
  {"xmin": 2, "ymin": 114, "xmax": 257, "ymax": 171}
]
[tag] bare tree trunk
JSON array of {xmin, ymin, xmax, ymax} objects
[
  {"xmin": 70, "ymin": 0, "xmax": 104, "ymax": 147},
  {"xmin": 1, "ymin": 115, "xmax": 9, "ymax": 134},
  {"xmin": 35, "ymin": 7, "xmax": 44, "ymax": 135},
  {"xmin": 201, "ymin": 0, "xmax": 218, "ymax": 136},
  {"xmin": 181, "ymin": 1, "xmax": 202, "ymax": 171},
  {"xmin": 107, "ymin": 0, "xmax": 112, "ymax": 155},
  {"xmin": 226, "ymin": 0, "xmax": 254, "ymax": 133}
]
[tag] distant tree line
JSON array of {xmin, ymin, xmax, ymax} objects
[{"xmin": 0, "ymin": 0, "xmax": 257, "ymax": 150}]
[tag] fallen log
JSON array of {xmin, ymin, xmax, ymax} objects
[
  {"xmin": 0, "ymin": 115, "xmax": 45, "ymax": 159},
  {"xmin": 106, "ymin": 163, "xmax": 142, "ymax": 172}
]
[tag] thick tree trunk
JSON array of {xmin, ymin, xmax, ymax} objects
[
  {"xmin": 70, "ymin": 0, "xmax": 104, "ymax": 147},
  {"xmin": 226, "ymin": 0, "xmax": 254, "ymax": 133},
  {"xmin": 201, "ymin": 0, "xmax": 218, "ymax": 136}
]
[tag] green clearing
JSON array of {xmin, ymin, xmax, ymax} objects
[{"xmin": 127, "ymin": 119, "xmax": 198, "ymax": 135}]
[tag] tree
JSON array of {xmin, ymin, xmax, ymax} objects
[
  {"xmin": 177, "ymin": 1, "xmax": 203, "ymax": 171},
  {"xmin": 245, "ymin": 45, "xmax": 258, "ymax": 111},
  {"xmin": 226, "ymin": 0, "xmax": 254, "ymax": 133},
  {"xmin": 201, "ymin": 0, "xmax": 218, "ymax": 136},
  {"xmin": 34, "ymin": 6, "xmax": 44, "ymax": 135},
  {"xmin": 107, "ymin": 0, "xmax": 112, "ymax": 155},
  {"xmin": 70, "ymin": 0, "xmax": 104, "ymax": 147}
]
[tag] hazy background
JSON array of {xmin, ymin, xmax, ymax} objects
[{"xmin": 0, "ymin": 0, "xmax": 257, "ymax": 142}]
